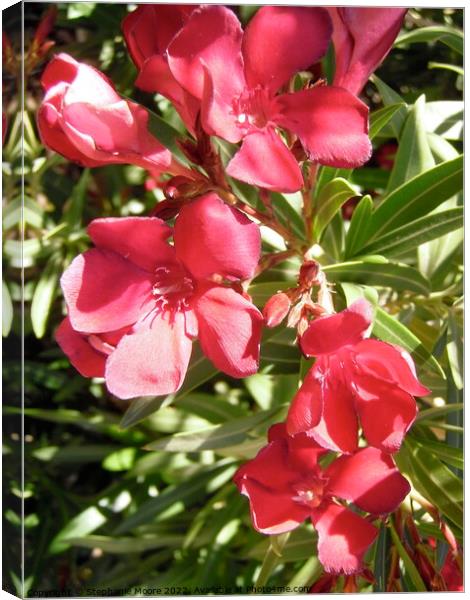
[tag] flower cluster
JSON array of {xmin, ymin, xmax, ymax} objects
[{"xmin": 36, "ymin": 2, "xmax": 417, "ymax": 580}]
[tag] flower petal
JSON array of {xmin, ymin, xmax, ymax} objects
[
  {"xmin": 286, "ymin": 367, "xmax": 323, "ymax": 436},
  {"xmin": 275, "ymin": 86, "xmax": 372, "ymax": 168},
  {"xmin": 87, "ymin": 217, "xmax": 174, "ymax": 273},
  {"xmin": 174, "ymin": 193, "xmax": 261, "ymax": 281},
  {"xmin": 193, "ymin": 284, "xmax": 263, "ymax": 378},
  {"xmin": 353, "ymin": 339, "xmax": 430, "ymax": 397},
  {"xmin": 243, "ymin": 6, "xmax": 332, "ymax": 92},
  {"xmin": 105, "ymin": 311, "xmax": 192, "ymax": 399},
  {"xmin": 300, "ymin": 299, "xmax": 373, "ymax": 356},
  {"xmin": 226, "ymin": 128, "xmax": 304, "ymax": 193},
  {"xmin": 326, "ymin": 447, "xmax": 410, "ymax": 515},
  {"xmin": 312, "ymin": 502, "xmax": 378, "ymax": 574},
  {"xmin": 354, "ymin": 374, "xmax": 418, "ymax": 453},
  {"xmin": 55, "ymin": 317, "xmax": 106, "ymax": 378},
  {"xmin": 61, "ymin": 248, "xmax": 153, "ymax": 333},
  {"xmin": 167, "ymin": 5, "xmax": 245, "ymax": 101}
]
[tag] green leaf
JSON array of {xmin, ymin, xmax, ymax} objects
[
  {"xmin": 67, "ymin": 534, "xmax": 184, "ymax": 554},
  {"xmin": 446, "ymin": 310, "xmax": 463, "ymax": 390},
  {"xmin": 343, "ymin": 194, "xmax": 374, "ymax": 258},
  {"xmin": 424, "ymin": 101, "xmax": 463, "ymax": 141},
  {"xmin": 370, "ymin": 76, "xmax": 408, "ymax": 137},
  {"xmin": 396, "ymin": 438, "xmax": 463, "ymax": 530},
  {"xmin": 271, "ymin": 192, "xmax": 306, "ymax": 241},
  {"xmin": 409, "ymin": 436, "xmax": 463, "ymax": 470},
  {"xmin": 395, "ymin": 25, "xmax": 463, "ymax": 55},
  {"xmin": 386, "ymin": 95, "xmax": 435, "ymax": 193},
  {"xmin": 249, "ymin": 281, "xmax": 291, "ymax": 307},
  {"xmin": 372, "ymin": 307, "xmax": 444, "ymax": 377},
  {"xmin": 389, "ymin": 521, "xmax": 427, "ymax": 592},
  {"xmin": 144, "ymin": 406, "xmax": 284, "ymax": 452},
  {"xmin": 49, "ymin": 506, "xmax": 107, "ymax": 554},
  {"xmin": 30, "ymin": 255, "xmax": 61, "ymax": 338},
  {"xmin": 323, "ymin": 259, "xmax": 431, "ymax": 295},
  {"xmin": 369, "ymin": 103, "xmax": 407, "ymax": 139},
  {"xmin": 147, "ymin": 110, "xmax": 191, "ymax": 167},
  {"xmin": 64, "ymin": 169, "xmax": 90, "ymax": 229},
  {"xmin": 312, "ymin": 178, "xmax": 358, "ymax": 241},
  {"xmin": 67, "ymin": 2, "xmax": 96, "ymax": 19},
  {"xmin": 321, "ymin": 212, "xmax": 345, "ymax": 260},
  {"xmin": 365, "ymin": 155, "xmax": 463, "ymax": 244},
  {"xmin": 2, "ymin": 281, "xmax": 13, "ymax": 337},
  {"xmin": 416, "ymin": 403, "xmax": 463, "ymax": 422},
  {"xmin": 359, "ymin": 207, "xmax": 463, "ymax": 258},
  {"xmin": 2, "ymin": 197, "xmax": 44, "ymax": 230},
  {"xmin": 102, "ymin": 447, "xmax": 138, "ymax": 471}
]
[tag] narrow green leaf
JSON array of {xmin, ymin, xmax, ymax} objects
[
  {"xmin": 68, "ymin": 534, "xmax": 184, "ymax": 554},
  {"xmin": 416, "ymin": 403, "xmax": 463, "ymax": 422},
  {"xmin": 389, "ymin": 521, "xmax": 427, "ymax": 592},
  {"xmin": 370, "ymin": 76, "xmax": 408, "ymax": 137},
  {"xmin": 387, "ymin": 95, "xmax": 435, "ymax": 193},
  {"xmin": 321, "ymin": 212, "xmax": 345, "ymax": 260},
  {"xmin": 446, "ymin": 311, "xmax": 463, "ymax": 390},
  {"xmin": 323, "ymin": 259, "xmax": 431, "ymax": 295},
  {"xmin": 409, "ymin": 436, "xmax": 463, "ymax": 470},
  {"xmin": 147, "ymin": 110, "xmax": 191, "ymax": 166},
  {"xmin": 49, "ymin": 507, "xmax": 107, "ymax": 554},
  {"xmin": 343, "ymin": 194, "xmax": 374, "ymax": 258},
  {"xmin": 64, "ymin": 169, "xmax": 90, "ymax": 228},
  {"xmin": 312, "ymin": 178, "xmax": 358, "ymax": 241},
  {"xmin": 424, "ymin": 101, "xmax": 463, "ymax": 141},
  {"xmin": 359, "ymin": 207, "xmax": 463, "ymax": 258},
  {"xmin": 271, "ymin": 192, "xmax": 306, "ymax": 241},
  {"xmin": 144, "ymin": 406, "xmax": 284, "ymax": 452},
  {"xmin": 372, "ymin": 307, "xmax": 444, "ymax": 377},
  {"xmin": 366, "ymin": 155, "xmax": 463, "ymax": 242},
  {"xmin": 369, "ymin": 103, "xmax": 407, "ymax": 139},
  {"xmin": 2, "ymin": 281, "xmax": 13, "ymax": 337},
  {"xmin": 31, "ymin": 256, "xmax": 61, "ymax": 338},
  {"xmin": 395, "ymin": 25, "xmax": 463, "ymax": 55}
]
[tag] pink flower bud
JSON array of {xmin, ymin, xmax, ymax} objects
[{"xmin": 263, "ymin": 292, "xmax": 291, "ymax": 328}]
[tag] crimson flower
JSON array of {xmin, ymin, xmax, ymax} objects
[
  {"xmin": 234, "ymin": 423, "xmax": 410, "ymax": 574},
  {"xmin": 328, "ymin": 8, "xmax": 407, "ymax": 95},
  {"xmin": 122, "ymin": 4, "xmax": 200, "ymax": 132},
  {"xmin": 57, "ymin": 193, "xmax": 263, "ymax": 399},
  {"xmin": 161, "ymin": 5, "xmax": 371, "ymax": 192},
  {"xmin": 38, "ymin": 53, "xmax": 189, "ymax": 177},
  {"xmin": 286, "ymin": 299, "xmax": 430, "ymax": 453}
]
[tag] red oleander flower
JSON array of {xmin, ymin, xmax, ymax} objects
[
  {"xmin": 328, "ymin": 8, "xmax": 407, "ymax": 96},
  {"xmin": 286, "ymin": 299, "xmax": 430, "ymax": 453},
  {"xmin": 234, "ymin": 423, "xmax": 410, "ymax": 574},
  {"xmin": 37, "ymin": 53, "xmax": 189, "ymax": 177},
  {"xmin": 160, "ymin": 5, "xmax": 371, "ymax": 192},
  {"xmin": 122, "ymin": 4, "xmax": 200, "ymax": 132},
  {"xmin": 57, "ymin": 193, "xmax": 263, "ymax": 399}
]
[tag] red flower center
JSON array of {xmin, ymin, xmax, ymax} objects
[
  {"xmin": 232, "ymin": 85, "xmax": 271, "ymax": 130},
  {"xmin": 291, "ymin": 474, "xmax": 328, "ymax": 509},
  {"xmin": 152, "ymin": 263, "xmax": 194, "ymax": 313}
]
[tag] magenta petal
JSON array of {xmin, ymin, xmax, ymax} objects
[
  {"xmin": 174, "ymin": 193, "xmax": 261, "ymax": 281},
  {"xmin": 243, "ymin": 6, "xmax": 332, "ymax": 92},
  {"xmin": 194, "ymin": 284, "xmax": 263, "ymax": 378},
  {"xmin": 226, "ymin": 128, "xmax": 304, "ymax": 193},
  {"xmin": 87, "ymin": 217, "xmax": 174, "ymax": 273},
  {"xmin": 168, "ymin": 5, "xmax": 245, "ymax": 101},
  {"xmin": 55, "ymin": 317, "xmax": 106, "ymax": 378},
  {"xmin": 61, "ymin": 248, "xmax": 153, "ymax": 334},
  {"xmin": 105, "ymin": 311, "xmax": 192, "ymax": 399},
  {"xmin": 354, "ymin": 375, "xmax": 418, "ymax": 453},
  {"xmin": 330, "ymin": 8, "xmax": 407, "ymax": 95},
  {"xmin": 286, "ymin": 367, "xmax": 323, "ymax": 436},
  {"xmin": 326, "ymin": 447, "xmax": 411, "ymax": 515},
  {"xmin": 201, "ymin": 65, "xmax": 243, "ymax": 143},
  {"xmin": 312, "ymin": 502, "xmax": 378, "ymax": 574},
  {"xmin": 353, "ymin": 339, "xmax": 431, "ymax": 397},
  {"xmin": 275, "ymin": 86, "xmax": 372, "ymax": 168},
  {"xmin": 300, "ymin": 299, "xmax": 373, "ymax": 357}
]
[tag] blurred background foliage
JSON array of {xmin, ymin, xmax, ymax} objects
[{"xmin": 2, "ymin": 3, "xmax": 463, "ymax": 596}]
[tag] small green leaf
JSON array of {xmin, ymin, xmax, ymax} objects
[
  {"xmin": 359, "ymin": 207, "xmax": 463, "ymax": 258},
  {"xmin": 2, "ymin": 281, "xmax": 13, "ymax": 337},
  {"xmin": 446, "ymin": 310, "xmax": 463, "ymax": 390},
  {"xmin": 343, "ymin": 194, "xmax": 374, "ymax": 258},
  {"xmin": 312, "ymin": 178, "xmax": 358, "ymax": 241},
  {"xmin": 64, "ymin": 169, "xmax": 90, "ymax": 228},
  {"xmin": 389, "ymin": 521, "xmax": 427, "ymax": 592},
  {"xmin": 395, "ymin": 25, "xmax": 463, "ymax": 55},
  {"xmin": 409, "ymin": 436, "xmax": 463, "ymax": 470},
  {"xmin": 31, "ymin": 255, "xmax": 61, "ymax": 338},
  {"xmin": 68, "ymin": 534, "xmax": 184, "ymax": 554},
  {"xmin": 369, "ymin": 103, "xmax": 407, "ymax": 139},
  {"xmin": 49, "ymin": 506, "xmax": 107, "ymax": 554},
  {"xmin": 147, "ymin": 109, "xmax": 191, "ymax": 167},
  {"xmin": 370, "ymin": 76, "xmax": 408, "ymax": 137},
  {"xmin": 424, "ymin": 101, "xmax": 463, "ymax": 141},
  {"xmin": 102, "ymin": 447, "xmax": 138, "ymax": 471}
]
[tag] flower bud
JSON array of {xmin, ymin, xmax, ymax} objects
[
  {"xmin": 298, "ymin": 260, "xmax": 320, "ymax": 290},
  {"xmin": 263, "ymin": 292, "xmax": 291, "ymax": 328}
]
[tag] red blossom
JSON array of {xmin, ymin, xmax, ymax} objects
[
  {"xmin": 122, "ymin": 4, "xmax": 200, "ymax": 132},
  {"xmin": 37, "ymin": 53, "xmax": 190, "ymax": 178},
  {"xmin": 328, "ymin": 8, "xmax": 407, "ymax": 96},
  {"xmin": 234, "ymin": 423, "xmax": 410, "ymax": 574},
  {"xmin": 286, "ymin": 299, "xmax": 430, "ymax": 453},
  {"xmin": 57, "ymin": 193, "xmax": 263, "ymax": 399},
  {"xmin": 156, "ymin": 5, "xmax": 371, "ymax": 192}
]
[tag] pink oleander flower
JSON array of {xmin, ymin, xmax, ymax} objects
[
  {"xmin": 57, "ymin": 193, "xmax": 263, "ymax": 399},
  {"xmin": 286, "ymin": 299, "xmax": 430, "ymax": 454},
  {"xmin": 328, "ymin": 8, "xmax": 407, "ymax": 96},
  {"xmin": 234, "ymin": 423, "xmax": 410, "ymax": 574},
  {"xmin": 37, "ymin": 53, "xmax": 189, "ymax": 177},
  {"xmin": 122, "ymin": 4, "xmax": 200, "ymax": 132},
  {"xmin": 161, "ymin": 5, "xmax": 371, "ymax": 192}
]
